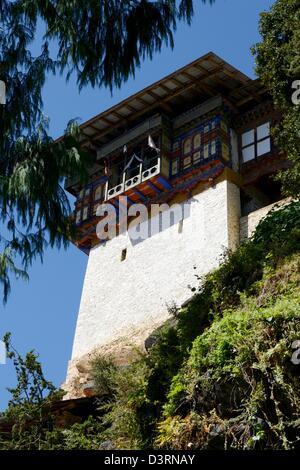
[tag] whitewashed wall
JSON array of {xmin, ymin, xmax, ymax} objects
[{"xmin": 71, "ymin": 179, "xmax": 241, "ymax": 361}]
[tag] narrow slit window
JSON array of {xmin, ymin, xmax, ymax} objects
[
  {"xmin": 121, "ymin": 248, "xmax": 127, "ymax": 261},
  {"xmin": 95, "ymin": 184, "xmax": 104, "ymax": 201},
  {"xmin": 82, "ymin": 206, "xmax": 89, "ymax": 220},
  {"xmin": 183, "ymin": 138, "xmax": 192, "ymax": 155},
  {"xmin": 193, "ymin": 133, "xmax": 201, "ymax": 149},
  {"xmin": 178, "ymin": 219, "xmax": 184, "ymax": 234},
  {"xmin": 210, "ymin": 140, "xmax": 216, "ymax": 156},
  {"xmin": 171, "ymin": 159, "xmax": 178, "ymax": 176},
  {"xmin": 75, "ymin": 211, "xmax": 81, "ymax": 224},
  {"xmin": 204, "ymin": 143, "xmax": 209, "ymax": 159}
]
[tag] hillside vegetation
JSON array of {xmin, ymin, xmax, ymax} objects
[{"xmin": 1, "ymin": 201, "xmax": 300, "ymax": 450}]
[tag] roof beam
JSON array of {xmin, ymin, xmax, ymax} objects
[
  {"xmin": 230, "ymin": 84, "xmax": 267, "ymax": 107},
  {"xmin": 123, "ymin": 103, "xmax": 139, "ymax": 113},
  {"xmin": 135, "ymin": 96, "xmax": 151, "ymax": 107},
  {"xmin": 79, "ymin": 66, "xmax": 243, "ymax": 146},
  {"xmin": 169, "ymin": 77, "xmax": 185, "ymax": 88},
  {"xmin": 178, "ymin": 70, "xmax": 217, "ymax": 97},
  {"xmin": 110, "ymin": 110, "xmax": 128, "ymax": 120},
  {"xmin": 156, "ymin": 83, "xmax": 173, "ymax": 94}
]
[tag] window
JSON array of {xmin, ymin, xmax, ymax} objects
[
  {"xmin": 241, "ymin": 122, "xmax": 271, "ymax": 163},
  {"xmin": 178, "ymin": 123, "xmax": 219, "ymax": 174},
  {"xmin": 183, "ymin": 155, "xmax": 192, "ymax": 169},
  {"xmin": 204, "ymin": 140, "xmax": 217, "ymax": 159},
  {"xmin": 95, "ymin": 184, "xmax": 105, "ymax": 201},
  {"xmin": 181, "ymin": 137, "xmax": 218, "ymax": 168},
  {"xmin": 121, "ymin": 248, "xmax": 127, "ymax": 261},
  {"xmin": 178, "ymin": 219, "xmax": 183, "ymax": 234},
  {"xmin": 79, "ymin": 188, "xmax": 90, "ymax": 199},
  {"xmin": 183, "ymin": 138, "xmax": 192, "ymax": 155},
  {"xmin": 204, "ymin": 143, "xmax": 209, "ymax": 159},
  {"xmin": 82, "ymin": 206, "xmax": 89, "ymax": 220},
  {"xmin": 193, "ymin": 133, "xmax": 201, "ymax": 149},
  {"xmin": 193, "ymin": 151, "xmax": 201, "ymax": 165},
  {"xmin": 76, "ymin": 211, "xmax": 81, "ymax": 224},
  {"xmin": 171, "ymin": 159, "xmax": 179, "ymax": 176}
]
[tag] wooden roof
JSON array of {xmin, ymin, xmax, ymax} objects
[{"xmin": 69, "ymin": 52, "xmax": 267, "ymax": 150}]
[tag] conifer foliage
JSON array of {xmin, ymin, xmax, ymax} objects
[
  {"xmin": 253, "ymin": 0, "xmax": 300, "ymax": 197},
  {"xmin": 0, "ymin": 1, "xmax": 215, "ymax": 302}
]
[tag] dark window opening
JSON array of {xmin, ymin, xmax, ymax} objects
[{"xmin": 241, "ymin": 174, "xmax": 282, "ymax": 216}]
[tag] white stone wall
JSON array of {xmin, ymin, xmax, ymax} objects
[
  {"xmin": 240, "ymin": 198, "xmax": 291, "ymax": 240},
  {"xmin": 71, "ymin": 179, "xmax": 241, "ymax": 361}
]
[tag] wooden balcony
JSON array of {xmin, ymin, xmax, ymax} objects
[{"xmin": 104, "ymin": 154, "xmax": 171, "ymax": 205}]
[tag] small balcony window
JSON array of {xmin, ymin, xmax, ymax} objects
[
  {"xmin": 76, "ymin": 211, "xmax": 81, "ymax": 224},
  {"xmin": 82, "ymin": 206, "xmax": 89, "ymax": 220},
  {"xmin": 204, "ymin": 140, "xmax": 216, "ymax": 159},
  {"xmin": 183, "ymin": 155, "xmax": 192, "ymax": 169},
  {"xmin": 241, "ymin": 122, "xmax": 271, "ymax": 163},
  {"xmin": 171, "ymin": 159, "xmax": 179, "ymax": 176},
  {"xmin": 211, "ymin": 140, "xmax": 216, "ymax": 156},
  {"xmin": 193, "ymin": 133, "xmax": 201, "ymax": 149},
  {"xmin": 183, "ymin": 138, "xmax": 192, "ymax": 155},
  {"xmin": 193, "ymin": 151, "xmax": 201, "ymax": 165},
  {"xmin": 95, "ymin": 184, "xmax": 105, "ymax": 201}
]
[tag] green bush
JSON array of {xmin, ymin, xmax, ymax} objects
[{"xmin": 160, "ymin": 260, "xmax": 300, "ymax": 449}]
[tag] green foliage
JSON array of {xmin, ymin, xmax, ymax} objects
[
  {"xmin": 173, "ymin": 201, "xmax": 300, "ymax": 354},
  {"xmin": 0, "ymin": 0, "xmax": 93, "ymax": 303},
  {"xmin": 0, "ymin": 333, "xmax": 63, "ymax": 450},
  {"xmin": 91, "ymin": 355, "xmax": 117, "ymax": 398},
  {"xmin": 0, "ymin": 334, "xmax": 105, "ymax": 450},
  {"xmin": 92, "ymin": 354, "xmax": 152, "ymax": 450},
  {"xmin": 42, "ymin": 416, "xmax": 105, "ymax": 450},
  {"xmin": 253, "ymin": 0, "xmax": 300, "ymax": 197},
  {"xmin": 253, "ymin": 201, "xmax": 300, "ymax": 253},
  {"xmin": 159, "ymin": 282, "xmax": 300, "ymax": 449},
  {"xmin": 3, "ymin": 332, "xmax": 56, "ymax": 406}
]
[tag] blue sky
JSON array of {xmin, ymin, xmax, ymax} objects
[{"xmin": 0, "ymin": 0, "xmax": 275, "ymax": 410}]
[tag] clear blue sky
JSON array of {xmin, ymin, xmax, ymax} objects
[{"xmin": 0, "ymin": 0, "xmax": 275, "ymax": 410}]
